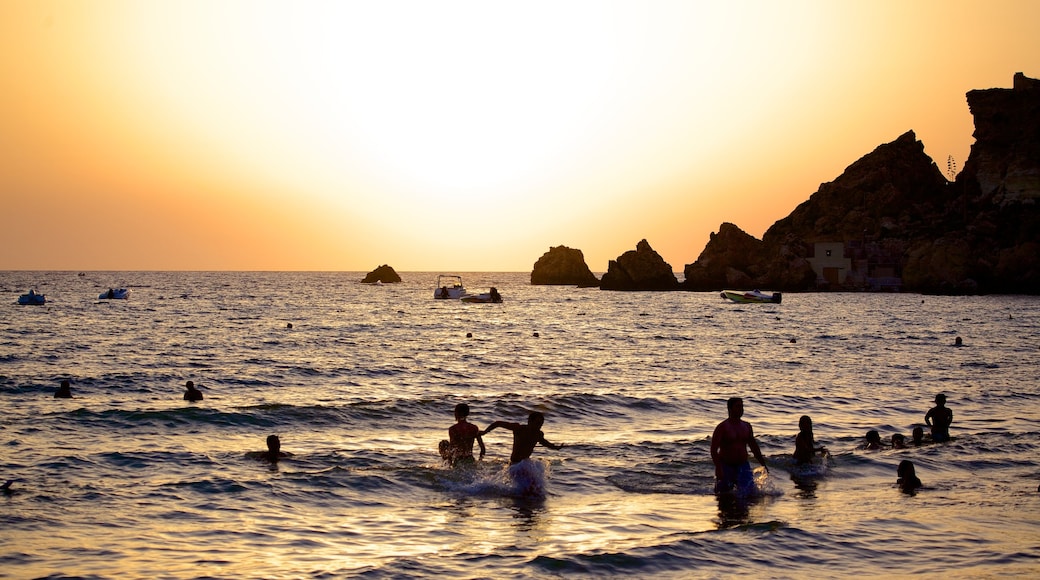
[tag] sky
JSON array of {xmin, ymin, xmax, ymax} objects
[{"xmin": 3, "ymin": 1, "xmax": 1039, "ymax": 272}]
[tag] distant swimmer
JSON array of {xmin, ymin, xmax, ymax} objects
[
  {"xmin": 793, "ymin": 415, "xmax": 827, "ymax": 465},
  {"xmin": 897, "ymin": 460, "xmax": 922, "ymax": 493},
  {"xmin": 482, "ymin": 411, "xmax": 563, "ymax": 465},
  {"xmin": 912, "ymin": 426, "xmax": 925, "ymax": 446},
  {"xmin": 183, "ymin": 380, "xmax": 203, "ymax": 402},
  {"xmin": 865, "ymin": 430, "xmax": 884, "ymax": 450},
  {"xmin": 439, "ymin": 403, "xmax": 486, "ymax": 466},
  {"xmin": 925, "ymin": 393, "xmax": 953, "ymax": 442},
  {"xmin": 954, "ymin": 336, "xmax": 963, "ymax": 347},
  {"xmin": 247, "ymin": 435, "xmax": 293, "ymax": 463},
  {"xmin": 891, "ymin": 433, "xmax": 907, "ymax": 449},
  {"xmin": 711, "ymin": 397, "xmax": 768, "ymax": 493},
  {"xmin": 54, "ymin": 380, "xmax": 72, "ymax": 399}
]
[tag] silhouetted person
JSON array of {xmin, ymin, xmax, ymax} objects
[
  {"xmin": 183, "ymin": 380, "xmax": 203, "ymax": 402},
  {"xmin": 954, "ymin": 336, "xmax": 963, "ymax": 347},
  {"xmin": 439, "ymin": 403, "xmax": 486, "ymax": 466},
  {"xmin": 711, "ymin": 397, "xmax": 768, "ymax": 493},
  {"xmin": 482, "ymin": 411, "xmax": 563, "ymax": 465},
  {"xmin": 489, "ymin": 287, "xmax": 502, "ymax": 303},
  {"xmin": 891, "ymin": 433, "xmax": 907, "ymax": 449},
  {"xmin": 912, "ymin": 426, "xmax": 925, "ymax": 446},
  {"xmin": 793, "ymin": 415, "xmax": 827, "ymax": 465},
  {"xmin": 865, "ymin": 430, "xmax": 883, "ymax": 450},
  {"xmin": 897, "ymin": 460, "xmax": 922, "ymax": 492},
  {"xmin": 925, "ymin": 393, "xmax": 953, "ymax": 442},
  {"xmin": 248, "ymin": 435, "xmax": 293, "ymax": 463},
  {"xmin": 54, "ymin": 380, "xmax": 72, "ymax": 399}
]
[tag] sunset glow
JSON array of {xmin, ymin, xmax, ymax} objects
[{"xmin": 3, "ymin": 1, "xmax": 1039, "ymax": 271}]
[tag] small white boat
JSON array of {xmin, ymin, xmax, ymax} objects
[
  {"xmin": 99, "ymin": 288, "xmax": 132, "ymax": 300},
  {"xmin": 433, "ymin": 275, "xmax": 466, "ymax": 299},
  {"xmin": 720, "ymin": 289, "xmax": 782, "ymax": 304},
  {"xmin": 461, "ymin": 287, "xmax": 503, "ymax": 303},
  {"xmin": 17, "ymin": 289, "xmax": 46, "ymax": 305}
]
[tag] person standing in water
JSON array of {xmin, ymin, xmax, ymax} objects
[
  {"xmin": 183, "ymin": 380, "xmax": 203, "ymax": 402},
  {"xmin": 482, "ymin": 411, "xmax": 563, "ymax": 465},
  {"xmin": 711, "ymin": 397, "xmax": 768, "ymax": 493},
  {"xmin": 793, "ymin": 415, "xmax": 827, "ymax": 465},
  {"xmin": 54, "ymin": 380, "xmax": 72, "ymax": 399},
  {"xmin": 925, "ymin": 393, "xmax": 953, "ymax": 442},
  {"xmin": 439, "ymin": 403, "xmax": 486, "ymax": 466}
]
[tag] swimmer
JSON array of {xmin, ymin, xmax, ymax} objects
[
  {"xmin": 711, "ymin": 397, "xmax": 768, "ymax": 493},
  {"xmin": 54, "ymin": 380, "xmax": 72, "ymax": 399},
  {"xmin": 954, "ymin": 336, "xmax": 963, "ymax": 347},
  {"xmin": 925, "ymin": 393, "xmax": 953, "ymax": 442},
  {"xmin": 891, "ymin": 433, "xmax": 907, "ymax": 449},
  {"xmin": 183, "ymin": 380, "xmax": 203, "ymax": 402},
  {"xmin": 793, "ymin": 415, "xmax": 827, "ymax": 465},
  {"xmin": 865, "ymin": 430, "xmax": 883, "ymax": 450},
  {"xmin": 482, "ymin": 411, "xmax": 563, "ymax": 465},
  {"xmin": 912, "ymin": 426, "xmax": 925, "ymax": 446},
  {"xmin": 247, "ymin": 435, "xmax": 293, "ymax": 463},
  {"xmin": 438, "ymin": 403, "xmax": 486, "ymax": 466},
  {"xmin": 897, "ymin": 460, "xmax": 922, "ymax": 492}
]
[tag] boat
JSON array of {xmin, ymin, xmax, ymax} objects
[
  {"xmin": 17, "ymin": 289, "xmax": 46, "ymax": 305},
  {"xmin": 433, "ymin": 275, "xmax": 466, "ymax": 299},
  {"xmin": 720, "ymin": 289, "xmax": 782, "ymax": 304},
  {"xmin": 99, "ymin": 288, "xmax": 132, "ymax": 300},
  {"xmin": 461, "ymin": 287, "xmax": 503, "ymax": 303}
]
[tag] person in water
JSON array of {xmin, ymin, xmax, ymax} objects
[
  {"xmin": 891, "ymin": 433, "xmax": 907, "ymax": 449},
  {"xmin": 54, "ymin": 380, "xmax": 72, "ymax": 399},
  {"xmin": 912, "ymin": 426, "xmax": 925, "ymax": 446},
  {"xmin": 439, "ymin": 403, "xmax": 486, "ymax": 466},
  {"xmin": 482, "ymin": 411, "xmax": 563, "ymax": 465},
  {"xmin": 793, "ymin": 415, "xmax": 827, "ymax": 465},
  {"xmin": 489, "ymin": 287, "xmax": 502, "ymax": 303},
  {"xmin": 865, "ymin": 430, "xmax": 884, "ymax": 450},
  {"xmin": 183, "ymin": 380, "xmax": 203, "ymax": 402},
  {"xmin": 897, "ymin": 460, "xmax": 922, "ymax": 492},
  {"xmin": 711, "ymin": 397, "xmax": 768, "ymax": 493},
  {"xmin": 248, "ymin": 435, "xmax": 293, "ymax": 462},
  {"xmin": 925, "ymin": 393, "xmax": 953, "ymax": 442}
]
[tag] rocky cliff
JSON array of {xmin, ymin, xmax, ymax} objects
[
  {"xmin": 682, "ymin": 73, "xmax": 1040, "ymax": 294},
  {"xmin": 530, "ymin": 246, "xmax": 600, "ymax": 286},
  {"xmin": 600, "ymin": 239, "xmax": 680, "ymax": 291},
  {"xmin": 361, "ymin": 264, "xmax": 402, "ymax": 284}
]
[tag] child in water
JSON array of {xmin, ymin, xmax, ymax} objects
[
  {"xmin": 439, "ymin": 403, "xmax": 486, "ymax": 466},
  {"xmin": 897, "ymin": 460, "xmax": 922, "ymax": 492},
  {"xmin": 793, "ymin": 415, "xmax": 827, "ymax": 465}
]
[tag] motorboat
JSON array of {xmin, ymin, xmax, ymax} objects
[
  {"xmin": 720, "ymin": 289, "xmax": 782, "ymax": 304},
  {"xmin": 433, "ymin": 275, "xmax": 466, "ymax": 299},
  {"xmin": 99, "ymin": 288, "xmax": 132, "ymax": 300},
  {"xmin": 18, "ymin": 289, "xmax": 46, "ymax": 305},
  {"xmin": 461, "ymin": 287, "xmax": 503, "ymax": 303}
]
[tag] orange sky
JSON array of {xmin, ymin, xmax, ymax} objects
[{"xmin": 3, "ymin": 1, "xmax": 1039, "ymax": 272}]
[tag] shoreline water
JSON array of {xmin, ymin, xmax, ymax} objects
[{"xmin": 3, "ymin": 272, "xmax": 1039, "ymax": 578}]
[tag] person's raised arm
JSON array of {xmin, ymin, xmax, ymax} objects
[
  {"xmin": 477, "ymin": 433, "xmax": 486, "ymax": 458},
  {"xmin": 482, "ymin": 421, "xmax": 517, "ymax": 435}
]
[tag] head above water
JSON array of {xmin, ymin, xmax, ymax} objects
[
  {"xmin": 185, "ymin": 380, "xmax": 195, "ymax": 389},
  {"xmin": 866, "ymin": 430, "xmax": 881, "ymax": 444},
  {"xmin": 267, "ymin": 434, "xmax": 281, "ymax": 453},
  {"xmin": 935, "ymin": 393, "xmax": 947, "ymax": 405},
  {"xmin": 897, "ymin": 459, "xmax": 916, "ymax": 478},
  {"xmin": 799, "ymin": 415, "xmax": 812, "ymax": 431},
  {"xmin": 454, "ymin": 403, "xmax": 470, "ymax": 419},
  {"xmin": 726, "ymin": 397, "xmax": 744, "ymax": 418},
  {"xmin": 527, "ymin": 411, "xmax": 545, "ymax": 429}
]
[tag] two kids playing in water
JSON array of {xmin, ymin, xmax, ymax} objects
[{"xmin": 439, "ymin": 403, "xmax": 563, "ymax": 468}]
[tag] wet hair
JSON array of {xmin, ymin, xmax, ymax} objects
[
  {"xmin": 897, "ymin": 459, "xmax": 916, "ymax": 478},
  {"xmin": 454, "ymin": 403, "xmax": 470, "ymax": 418},
  {"xmin": 866, "ymin": 430, "xmax": 882, "ymax": 444}
]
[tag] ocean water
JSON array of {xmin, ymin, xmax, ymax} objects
[{"xmin": 2, "ymin": 271, "xmax": 1039, "ymax": 579}]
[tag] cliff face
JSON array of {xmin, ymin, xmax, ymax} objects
[
  {"xmin": 682, "ymin": 73, "xmax": 1040, "ymax": 294},
  {"xmin": 530, "ymin": 246, "xmax": 600, "ymax": 286},
  {"xmin": 600, "ymin": 239, "xmax": 680, "ymax": 291}
]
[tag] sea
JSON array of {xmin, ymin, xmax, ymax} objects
[{"xmin": 2, "ymin": 271, "xmax": 1039, "ymax": 579}]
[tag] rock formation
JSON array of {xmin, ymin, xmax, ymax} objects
[
  {"xmin": 361, "ymin": 265, "xmax": 402, "ymax": 284},
  {"xmin": 600, "ymin": 239, "xmax": 680, "ymax": 291},
  {"xmin": 530, "ymin": 246, "xmax": 600, "ymax": 286},
  {"xmin": 681, "ymin": 73, "xmax": 1040, "ymax": 295}
]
